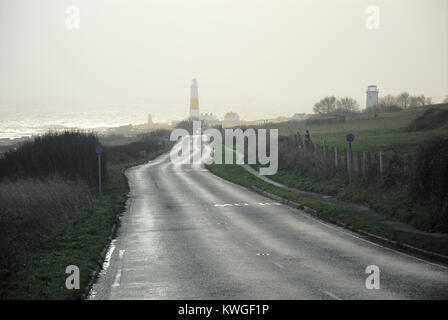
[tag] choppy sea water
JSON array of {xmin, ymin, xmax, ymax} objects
[
  {"xmin": 0, "ymin": 99, "xmax": 272, "ymax": 141},
  {"xmin": 0, "ymin": 111, "xmax": 146, "ymax": 140},
  {"xmin": 0, "ymin": 100, "xmax": 184, "ymax": 140}
]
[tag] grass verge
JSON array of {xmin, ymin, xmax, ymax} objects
[
  {"xmin": 272, "ymin": 104, "xmax": 448, "ymax": 154},
  {"xmin": 270, "ymin": 168, "xmax": 437, "ymax": 232},
  {"xmin": 206, "ymin": 163, "xmax": 448, "ymax": 257},
  {"xmin": 0, "ymin": 147, "xmax": 169, "ymax": 300}
]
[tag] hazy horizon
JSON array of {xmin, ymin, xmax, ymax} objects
[{"xmin": 1, "ymin": 0, "xmax": 447, "ymax": 121}]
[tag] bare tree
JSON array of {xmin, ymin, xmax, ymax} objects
[
  {"xmin": 397, "ymin": 92, "xmax": 410, "ymax": 109},
  {"xmin": 408, "ymin": 95, "xmax": 426, "ymax": 108},
  {"xmin": 313, "ymin": 101, "xmax": 326, "ymax": 114},
  {"xmin": 379, "ymin": 94, "xmax": 398, "ymax": 108},
  {"xmin": 313, "ymin": 96, "xmax": 336, "ymax": 114},
  {"xmin": 335, "ymin": 97, "xmax": 360, "ymax": 113},
  {"xmin": 372, "ymin": 92, "xmax": 432, "ymax": 112}
]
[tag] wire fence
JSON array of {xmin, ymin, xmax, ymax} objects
[{"xmin": 279, "ymin": 133, "xmax": 416, "ymax": 190}]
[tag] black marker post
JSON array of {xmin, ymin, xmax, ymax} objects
[
  {"xmin": 346, "ymin": 133, "xmax": 355, "ymax": 192},
  {"xmin": 96, "ymin": 146, "xmax": 103, "ymax": 197}
]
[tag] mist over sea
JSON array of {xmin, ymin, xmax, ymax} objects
[
  {"xmin": 0, "ymin": 98, "xmax": 186, "ymax": 140},
  {"xmin": 0, "ymin": 98, "xmax": 291, "ymax": 140}
]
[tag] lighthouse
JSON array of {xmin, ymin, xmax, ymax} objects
[
  {"xmin": 189, "ymin": 78, "xmax": 200, "ymax": 120},
  {"xmin": 366, "ymin": 85, "xmax": 379, "ymax": 108}
]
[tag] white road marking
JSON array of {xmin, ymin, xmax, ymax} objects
[
  {"xmin": 323, "ymin": 290, "xmax": 343, "ymax": 300},
  {"xmin": 296, "ymin": 208, "xmax": 448, "ymax": 270},
  {"xmin": 112, "ymin": 269, "xmax": 122, "ymax": 287},
  {"xmin": 274, "ymin": 262, "xmax": 285, "ymax": 269},
  {"xmin": 214, "ymin": 202, "xmax": 281, "ymax": 207},
  {"xmin": 118, "ymin": 249, "xmax": 125, "ymax": 259},
  {"xmin": 243, "ymin": 167, "xmax": 448, "ymax": 271},
  {"xmin": 99, "ymin": 240, "xmax": 116, "ymax": 275}
]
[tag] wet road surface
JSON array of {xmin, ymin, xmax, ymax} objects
[{"xmin": 89, "ymin": 136, "xmax": 448, "ymax": 299}]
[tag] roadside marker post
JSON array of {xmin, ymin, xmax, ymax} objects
[
  {"xmin": 346, "ymin": 133, "xmax": 355, "ymax": 192},
  {"xmin": 96, "ymin": 146, "xmax": 103, "ymax": 197}
]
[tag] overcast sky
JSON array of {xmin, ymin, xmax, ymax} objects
[{"xmin": 0, "ymin": 0, "xmax": 447, "ymax": 118}]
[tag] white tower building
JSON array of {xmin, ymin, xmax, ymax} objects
[
  {"xmin": 189, "ymin": 78, "xmax": 200, "ymax": 119},
  {"xmin": 366, "ymin": 85, "xmax": 379, "ymax": 108}
]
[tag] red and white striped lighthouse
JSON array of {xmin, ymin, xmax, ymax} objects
[{"xmin": 189, "ymin": 78, "xmax": 199, "ymax": 120}]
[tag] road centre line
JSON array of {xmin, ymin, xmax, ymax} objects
[{"xmin": 214, "ymin": 202, "xmax": 282, "ymax": 207}]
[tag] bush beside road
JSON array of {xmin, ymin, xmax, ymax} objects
[{"xmin": 0, "ymin": 131, "xmax": 171, "ymax": 299}]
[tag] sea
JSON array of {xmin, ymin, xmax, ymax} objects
[
  {"xmin": 0, "ymin": 98, "xmax": 282, "ymax": 142},
  {"xmin": 0, "ymin": 99, "xmax": 185, "ymax": 141}
]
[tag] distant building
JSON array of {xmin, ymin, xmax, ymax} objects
[
  {"xmin": 200, "ymin": 113, "xmax": 218, "ymax": 122},
  {"xmin": 189, "ymin": 78, "xmax": 200, "ymax": 119},
  {"xmin": 147, "ymin": 114, "xmax": 153, "ymax": 124},
  {"xmin": 223, "ymin": 112, "xmax": 240, "ymax": 122},
  {"xmin": 366, "ymin": 85, "xmax": 379, "ymax": 108},
  {"xmin": 115, "ymin": 124, "xmax": 133, "ymax": 134},
  {"xmin": 200, "ymin": 112, "xmax": 217, "ymax": 121},
  {"xmin": 200, "ymin": 112, "xmax": 219, "ymax": 127}
]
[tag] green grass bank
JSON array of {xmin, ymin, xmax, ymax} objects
[{"xmin": 0, "ymin": 147, "xmax": 168, "ymax": 300}]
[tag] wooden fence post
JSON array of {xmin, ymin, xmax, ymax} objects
[
  {"xmin": 334, "ymin": 146, "xmax": 338, "ymax": 168},
  {"xmin": 379, "ymin": 152, "xmax": 383, "ymax": 181},
  {"xmin": 362, "ymin": 151, "xmax": 367, "ymax": 178},
  {"xmin": 366, "ymin": 152, "xmax": 372, "ymax": 182},
  {"xmin": 357, "ymin": 151, "xmax": 362, "ymax": 177},
  {"xmin": 323, "ymin": 140, "xmax": 327, "ymax": 160}
]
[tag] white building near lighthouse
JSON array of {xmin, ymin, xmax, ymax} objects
[
  {"xmin": 189, "ymin": 78, "xmax": 200, "ymax": 119},
  {"xmin": 366, "ymin": 85, "xmax": 379, "ymax": 108}
]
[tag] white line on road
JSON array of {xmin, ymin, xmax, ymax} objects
[
  {"xmin": 297, "ymin": 208, "xmax": 448, "ymax": 270},
  {"xmin": 99, "ymin": 240, "xmax": 116, "ymax": 276},
  {"xmin": 323, "ymin": 290, "xmax": 343, "ymax": 300},
  {"xmin": 214, "ymin": 202, "xmax": 281, "ymax": 207},
  {"xmin": 274, "ymin": 262, "xmax": 285, "ymax": 269},
  {"xmin": 112, "ymin": 269, "xmax": 122, "ymax": 287}
]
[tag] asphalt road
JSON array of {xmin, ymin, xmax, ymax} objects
[{"xmin": 89, "ymin": 136, "xmax": 448, "ymax": 300}]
